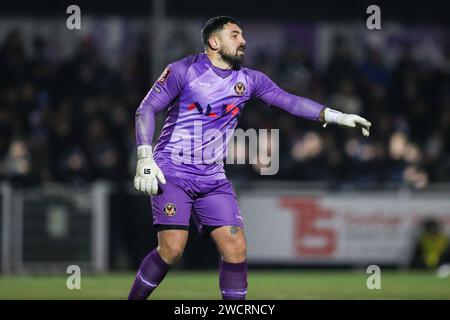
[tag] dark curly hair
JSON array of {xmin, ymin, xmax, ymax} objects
[{"xmin": 201, "ymin": 16, "xmax": 240, "ymax": 48}]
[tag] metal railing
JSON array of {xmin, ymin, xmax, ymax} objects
[{"xmin": 1, "ymin": 182, "xmax": 109, "ymax": 274}]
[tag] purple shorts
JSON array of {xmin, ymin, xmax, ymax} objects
[{"xmin": 151, "ymin": 176, "xmax": 244, "ymax": 237}]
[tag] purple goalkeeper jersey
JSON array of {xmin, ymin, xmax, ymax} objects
[{"xmin": 136, "ymin": 53, "xmax": 325, "ymax": 180}]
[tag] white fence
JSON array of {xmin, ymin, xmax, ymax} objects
[{"xmin": 0, "ymin": 182, "xmax": 109, "ymax": 274}]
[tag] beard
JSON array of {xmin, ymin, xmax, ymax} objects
[{"xmin": 219, "ymin": 46, "xmax": 245, "ymax": 69}]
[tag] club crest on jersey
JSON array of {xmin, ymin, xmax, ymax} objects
[
  {"xmin": 164, "ymin": 203, "xmax": 176, "ymax": 217},
  {"xmin": 157, "ymin": 67, "xmax": 171, "ymax": 84},
  {"xmin": 234, "ymin": 82, "xmax": 246, "ymax": 95}
]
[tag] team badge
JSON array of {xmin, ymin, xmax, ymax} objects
[
  {"xmin": 164, "ymin": 203, "xmax": 176, "ymax": 217},
  {"xmin": 157, "ymin": 67, "xmax": 171, "ymax": 84},
  {"xmin": 234, "ymin": 82, "xmax": 246, "ymax": 95}
]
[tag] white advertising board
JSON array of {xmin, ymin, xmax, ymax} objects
[{"xmin": 240, "ymin": 192, "xmax": 450, "ymax": 265}]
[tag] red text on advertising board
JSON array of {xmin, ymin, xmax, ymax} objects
[{"xmin": 281, "ymin": 198, "xmax": 336, "ymax": 256}]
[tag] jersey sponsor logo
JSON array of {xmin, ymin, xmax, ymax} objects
[
  {"xmin": 234, "ymin": 82, "xmax": 246, "ymax": 95},
  {"xmin": 164, "ymin": 203, "xmax": 177, "ymax": 217},
  {"xmin": 187, "ymin": 102, "xmax": 241, "ymax": 119},
  {"xmin": 157, "ymin": 67, "xmax": 171, "ymax": 84},
  {"xmin": 144, "ymin": 168, "xmax": 151, "ymax": 174}
]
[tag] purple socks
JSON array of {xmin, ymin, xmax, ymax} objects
[
  {"xmin": 219, "ymin": 260, "xmax": 248, "ymax": 300},
  {"xmin": 128, "ymin": 249, "xmax": 171, "ymax": 300},
  {"xmin": 128, "ymin": 250, "xmax": 247, "ymax": 300}
]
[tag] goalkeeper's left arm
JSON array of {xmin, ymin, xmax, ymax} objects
[
  {"xmin": 249, "ymin": 69, "xmax": 372, "ymax": 137},
  {"xmin": 319, "ymin": 107, "xmax": 371, "ymax": 137}
]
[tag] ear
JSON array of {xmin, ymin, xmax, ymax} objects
[{"xmin": 208, "ymin": 36, "xmax": 220, "ymax": 51}]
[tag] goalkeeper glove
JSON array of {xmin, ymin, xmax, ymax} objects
[
  {"xmin": 134, "ymin": 145, "xmax": 166, "ymax": 195},
  {"xmin": 323, "ymin": 107, "xmax": 372, "ymax": 137}
]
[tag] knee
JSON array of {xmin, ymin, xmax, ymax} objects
[
  {"xmin": 221, "ymin": 238, "xmax": 247, "ymax": 263},
  {"xmin": 158, "ymin": 243, "xmax": 185, "ymax": 265}
]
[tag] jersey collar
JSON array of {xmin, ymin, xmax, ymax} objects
[{"xmin": 201, "ymin": 53, "xmax": 236, "ymax": 79}]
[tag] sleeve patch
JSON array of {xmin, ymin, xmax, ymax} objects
[
  {"xmin": 157, "ymin": 67, "xmax": 171, "ymax": 84},
  {"xmin": 151, "ymin": 84, "xmax": 161, "ymax": 93}
]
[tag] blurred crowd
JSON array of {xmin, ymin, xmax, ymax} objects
[
  {"xmin": 237, "ymin": 35, "xmax": 450, "ymax": 189},
  {"xmin": 1, "ymin": 27, "xmax": 449, "ymax": 189}
]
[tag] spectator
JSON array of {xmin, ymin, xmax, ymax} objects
[{"xmin": 410, "ymin": 218, "xmax": 450, "ymax": 269}]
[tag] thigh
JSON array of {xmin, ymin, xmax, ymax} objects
[
  {"xmin": 151, "ymin": 176, "xmax": 193, "ymax": 230},
  {"xmin": 157, "ymin": 229, "xmax": 189, "ymax": 250},
  {"xmin": 192, "ymin": 179, "xmax": 244, "ymax": 236}
]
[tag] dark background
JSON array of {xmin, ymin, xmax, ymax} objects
[
  {"xmin": 0, "ymin": 0, "xmax": 449, "ymax": 271},
  {"xmin": 0, "ymin": 0, "xmax": 448, "ymax": 23}
]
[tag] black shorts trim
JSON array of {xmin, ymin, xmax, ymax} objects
[
  {"xmin": 153, "ymin": 224, "xmax": 189, "ymax": 231},
  {"xmin": 201, "ymin": 225, "xmax": 221, "ymax": 237},
  {"xmin": 153, "ymin": 224, "xmax": 242, "ymax": 237}
]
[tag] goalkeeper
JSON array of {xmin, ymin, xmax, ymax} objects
[{"xmin": 128, "ymin": 16, "xmax": 371, "ymax": 300}]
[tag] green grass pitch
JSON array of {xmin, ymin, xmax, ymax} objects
[{"xmin": 0, "ymin": 270, "xmax": 449, "ymax": 299}]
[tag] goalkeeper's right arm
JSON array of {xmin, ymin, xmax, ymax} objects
[
  {"xmin": 134, "ymin": 96, "xmax": 167, "ymax": 196},
  {"xmin": 134, "ymin": 90, "xmax": 168, "ymax": 196},
  {"xmin": 134, "ymin": 63, "xmax": 186, "ymax": 195}
]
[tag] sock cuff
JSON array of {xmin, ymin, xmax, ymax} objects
[
  {"xmin": 150, "ymin": 249, "xmax": 171, "ymax": 270},
  {"xmin": 220, "ymin": 260, "xmax": 247, "ymax": 272},
  {"xmin": 220, "ymin": 288, "xmax": 248, "ymax": 297}
]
